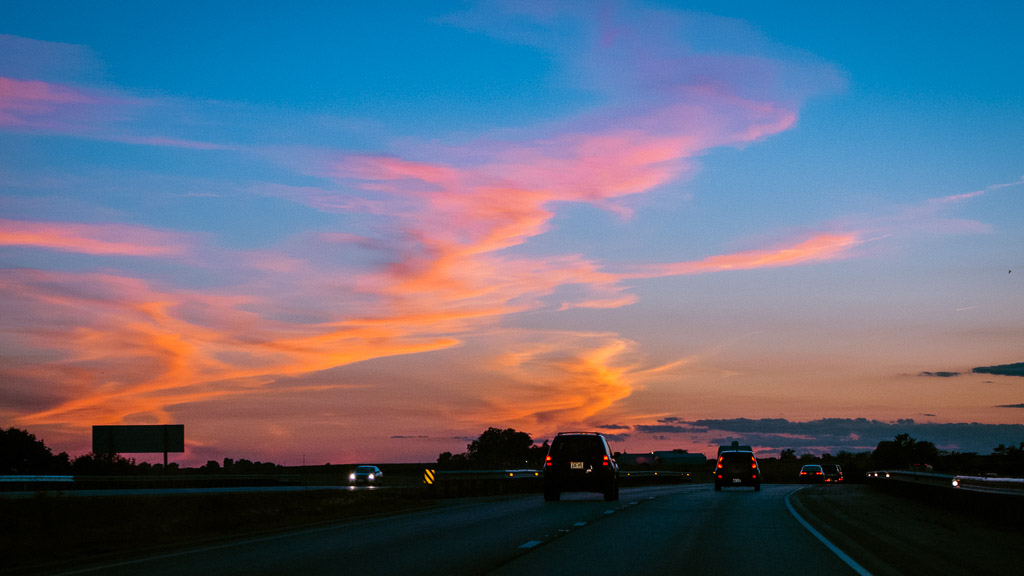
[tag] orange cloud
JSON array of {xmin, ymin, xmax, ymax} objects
[
  {"xmin": 1, "ymin": 268, "xmax": 466, "ymax": 430},
  {"xmin": 626, "ymin": 233, "xmax": 861, "ymax": 278},
  {"xmin": 0, "ymin": 218, "xmax": 188, "ymax": 256}
]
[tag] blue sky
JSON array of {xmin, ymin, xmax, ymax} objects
[{"xmin": 1, "ymin": 1, "xmax": 1022, "ymax": 464}]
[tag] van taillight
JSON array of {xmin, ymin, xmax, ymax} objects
[{"xmin": 545, "ymin": 455, "xmax": 552, "ymax": 467}]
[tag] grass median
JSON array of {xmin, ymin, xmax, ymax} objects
[{"xmin": 3, "ymin": 488, "xmax": 434, "ymax": 574}]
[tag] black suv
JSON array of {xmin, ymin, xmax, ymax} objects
[
  {"xmin": 543, "ymin": 432, "xmax": 619, "ymax": 501},
  {"xmin": 820, "ymin": 463, "xmax": 843, "ymax": 483},
  {"xmin": 714, "ymin": 450, "xmax": 761, "ymax": 491}
]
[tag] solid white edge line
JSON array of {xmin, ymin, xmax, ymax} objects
[{"xmin": 785, "ymin": 488, "xmax": 873, "ymax": 576}]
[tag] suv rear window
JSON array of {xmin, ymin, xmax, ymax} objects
[
  {"xmin": 720, "ymin": 452, "xmax": 755, "ymax": 464},
  {"xmin": 549, "ymin": 435, "xmax": 605, "ymax": 459}
]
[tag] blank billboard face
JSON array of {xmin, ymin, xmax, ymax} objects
[{"xmin": 92, "ymin": 425, "xmax": 184, "ymax": 454}]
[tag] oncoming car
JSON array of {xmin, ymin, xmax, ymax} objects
[
  {"xmin": 349, "ymin": 465, "xmax": 383, "ymax": 485},
  {"xmin": 799, "ymin": 464, "xmax": 824, "ymax": 483},
  {"xmin": 714, "ymin": 449, "xmax": 761, "ymax": 491},
  {"xmin": 543, "ymin": 432, "xmax": 619, "ymax": 501}
]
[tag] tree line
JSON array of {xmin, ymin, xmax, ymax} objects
[{"xmin": 3, "ymin": 426, "xmax": 1022, "ymax": 476}]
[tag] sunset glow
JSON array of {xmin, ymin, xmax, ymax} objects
[{"xmin": 1, "ymin": 3, "xmax": 1022, "ymax": 465}]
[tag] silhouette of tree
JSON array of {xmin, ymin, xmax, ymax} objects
[
  {"xmin": 436, "ymin": 451, "xmax": 469, "ymax": 468},
  {"xmin": 872, "ymin": 434, "xmax": 939, "ymax": 469},
  {"xmin": 439, "ymin": 427, "xmax": 549, "ymax": 469},
  {"xmin": 0, "ymin": 427, "xmax": 71, "ymax": 474},
  {"xmin": 71, "ymin": 452, "xmax": 138, "ymax": 475},
  {"xmin": 992, "ymin": 442, "xmax": 1024, "ymax": 476}
]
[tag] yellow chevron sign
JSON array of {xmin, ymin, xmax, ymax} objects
[{"xmin": 424, "ymin": 468, "xmax": 435, "ymax": 485}]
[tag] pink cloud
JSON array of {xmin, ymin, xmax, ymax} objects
[
  {"xmin": 627, "ymin": 233, "xmax": 862, "ymax": 278},
  {"xmin": 0, "ymin": 218, "xmax": 189, "ymax": 256},
  {"xmin": 109, "ymin": 134, "xmax": 234, "ymax": 151},
  {"xmin": 0, "ymin": 76, "xmax": 94, "ymax": 127},
  {"xmin": 0, "ymin": 75, "xmax": 227, "ymax": 150}
]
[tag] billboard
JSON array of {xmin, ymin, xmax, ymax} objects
[{"xmin": 92, "ymin": 425, "xmax": 185, "ymax": 454}]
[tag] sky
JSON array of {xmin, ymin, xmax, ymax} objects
[{"xmin": 2, "ymin": 1, "xmax": 1022, "ymax": 466}]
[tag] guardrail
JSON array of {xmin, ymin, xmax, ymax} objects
[
  {"xmin": 865, "ymin": 470, "xmax": 1024, "ymax": 497},
  {"xmin": 0, "ymin": 474, "xmax": 308, "ymax": 493},
  {"xmin": 421, "ymin": 469, "xmax": 542, "ymax": 497},
  {"xmin": 0, "ymin": 475, "xmax": 75, "ymax": 493},
  {"xmin": 420, "ymin": 468, "xmax": 695, "ymax": 498},
  {"xmin": 865, "ymin": 469, "xmax": 1023, "ymax": 526},
  {"xmin": 619, "ymin": 470, "xmax": 695, "ymax": 482},
  {"xmin": 951, "ymin": 474, "xmax": 1024, "ymax": 495},
  {"xmin": 0, "ymin": 475, "xmax": 75, "ymax": 483}
]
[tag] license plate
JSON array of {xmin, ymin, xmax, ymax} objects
[
  {"xmin": 732, "ymin": 478, "xmax": 742, "ymax": 484},
  {"xmin": 570, "ymin": 461, "xmax": 584, "ymax": 469}
]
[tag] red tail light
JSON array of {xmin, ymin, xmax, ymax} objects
[
  {"xmin": 545, "ymin": 455, "xmax": 552, "ymax": 467},
  {"xmin": 716, "ymin": 458, "xmax": 723, "ymax": 469},
  {"xmin": 602, "ymin": 455, "xmax": 610, "ymax": 467}
]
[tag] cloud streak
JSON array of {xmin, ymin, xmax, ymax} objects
[
  {"xmin": 0, "ymin": 74, "xmax": 230, "ymax": 150},
  {"xmin": 0, "ymin": 219, "xmax": 189, "ymax": 256}
]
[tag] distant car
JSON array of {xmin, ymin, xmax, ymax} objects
[
  {"xmin": 799, "ymin": 464, "xmax": 825, "ymax": 483},
  {"xmin": 820, "ymin": 464, "xmax": 843, "ymax": 483},
  {"xmin": 714, "ymin": 450, "xmax": 761, "ymax": 491},
  {"xmin": 543, "ymin": 432, "xmax": 619, "ymax": 501},
  {"xmin": 349, "ymin": 465, "xmax": 383, "ymax": 485}
]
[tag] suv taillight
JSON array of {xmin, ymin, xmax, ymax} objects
[
  {"xmin": 602, "ymin": 455, "xmax": 610, "ymax": 467},
  {"xmin": 545, "ymin": 455, "xmax": 552, "ymax": 467}
]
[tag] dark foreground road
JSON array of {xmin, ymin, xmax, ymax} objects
[{"xmin": 35, "ymin": 484, "xmax": 1020, "ymax": 576}]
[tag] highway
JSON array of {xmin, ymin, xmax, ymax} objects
[{"xmin": 52, "ymin": 484, "xmax": 864, "ymax": 576}]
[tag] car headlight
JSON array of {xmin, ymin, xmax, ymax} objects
[
  {"xmin": 368, "ymin": 474, "xmax": 375, "ymax": 481},
  {"xmin": 349, "ymin": 473, "xmax": 356, "ymax": 481}
]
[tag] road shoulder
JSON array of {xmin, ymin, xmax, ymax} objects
[{"xmin": 790, "ymin": 484, "xmax": 1019, "ymax": 575}]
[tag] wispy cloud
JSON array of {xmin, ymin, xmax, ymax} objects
[
  {"xmin": 624, "ymin": 233, "xmax": 860, "ymax": 278},
  {"xmin": 0, "ymin": 219, "xmax": 190, "ymax": 256},
  {"xmin": 0, "ymin": 76, "xmax": 94, "ymax": 127},
  {"xmin": 0, "ymin": 4, "xmax": 854, "ymax": 441},
  {"xmin": 0, "ymin": 74, "xmax": 229, "ymax": 150}
]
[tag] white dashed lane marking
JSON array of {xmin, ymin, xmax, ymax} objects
[{"xmin": 516, "ymin": 498, "xmax": 643, "ymax": 551}]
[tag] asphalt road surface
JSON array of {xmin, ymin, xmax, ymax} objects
[
  {"xmin": 40, "ymin": 482, "xmax": 1023, "ymax": 576},
  {"xmin": 48, "ymin": 484, "xmax": 875, "ymax": 576}
]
